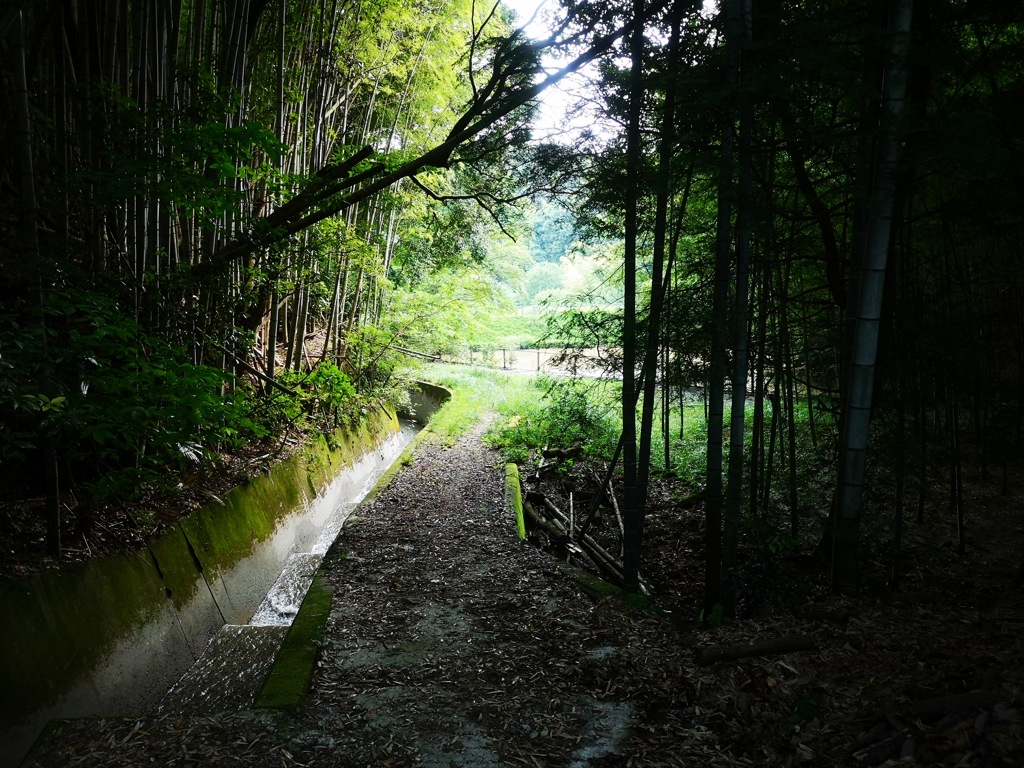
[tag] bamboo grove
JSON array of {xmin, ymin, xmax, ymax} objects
[
  {"xmin": 3, "ymin": 0, "xmax": 1024, "ymax": 605},
  {"xmin": 0, "ymin": 0, "xmax": 534, "ymax": 550},
  {"xmin": 545, "ymin": 0, "xmax": 1024, "ymax": 602},
  {"xmin": 3, "ymin": 0, "xmax": 495, "ymax": 366}
]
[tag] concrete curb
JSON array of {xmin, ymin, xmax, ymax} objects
[
  {"xmin": 505, "ymin": 463, "xmax": 527, "ymax": 540},
  {"xmin": 255, "ymin": 574, "xmax": 334, "ymax": 709}
]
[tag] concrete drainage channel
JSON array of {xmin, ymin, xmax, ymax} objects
[
  {"xmin": 1, "ymin": 382, "xmax": 450, "ymax": 768},
  {"xmin": 158, "ymin": 489, "xmax": 391, "ymax": 714},
  {"xmin": 158, "ymin": 410, "xmax": 441, "ymax": 715}
]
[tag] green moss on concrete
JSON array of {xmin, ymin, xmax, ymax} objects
[
  {"xmin": 0, "ymin": 553, "xmax": 166, "ymax": 724},
  {"xmin": 179, "ymin": 462, "xmax": 304, "ymax": 578},
  {"xmin": 308, "ymin": 409, "xmax": 400, "ymax": 489},
  {"xmin": 255, "ymin": 574, "xmax": 334, "ymax": 709},
  {"xmin": 505, "ymin": 463, "xmax": 527, "ymax": 540},
  {"xmin": 0, "ymin": 406, "xmax": 402, "ymax": 734},
  {"xmin": 181, "ymin": 407, "xmax": 399, "ymax": 579},
  {"xmin": 405, "ymin": 380, "xmax": 453, "ymax": 426},
  {"xmin": 569, "ymin": 567, "xmax": 663, "ymax": 614},
  {"xmin": 148, "ymin": 525, "xmax": 203, "ymax": 610}
]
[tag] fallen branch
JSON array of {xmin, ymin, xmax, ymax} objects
[
  {"xmin": 393, "ymin": 346, "xmax": 442, "ymax": 361},
  {"xmin": 523, "ymin": 499, "xmax": 567, "ymax": 540},
  {"xmin": 212, "ymin": 342, "xmax": 299, "ymax": 399},
  {"xmin": 523, "ymin": 500, "xmax": 623, "ymax": 583},
  {"xmin": 525, "ymin": 489, "xmax": 643, "ymax": 590},
  {"xmin": 695, "ymin": 634, "xmax": 817, "ymax": 666}
]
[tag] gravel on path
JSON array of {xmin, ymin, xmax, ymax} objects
[{"xmin": 23, "ymin": 422, "xmax": 703, "ymax": 768}]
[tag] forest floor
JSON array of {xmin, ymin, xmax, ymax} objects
[
  {"xmin": 0, "ymin": 438, "xmax": 298, "ymax": 580},
  {"xmin": 21, "ymin": 420, "xmax": 1024, "ymax": 767}
]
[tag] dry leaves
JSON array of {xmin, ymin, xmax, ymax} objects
[{"xmin": 25, "ymin": 424, "xmax": 1024, "ymax": 767}]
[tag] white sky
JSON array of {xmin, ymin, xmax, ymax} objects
[
  {"xmin": 497, "ymin": 0, "xmax": 606, "ymax": 144},
  {"xmin": 500, "ymin": 0, "xmax": 554, "ymax": 39},
  {"xmin": 496, "ymin": 0, "xmax": 720, "ymax": 142}
]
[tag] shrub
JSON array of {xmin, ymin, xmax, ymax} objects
[
  {"xmin": 0, "ymin": 289, "xmax": 260, "ymax": 502},
  {"xmin": 487, "ymin": 376, "xmax": 618, "ymax": 463}
]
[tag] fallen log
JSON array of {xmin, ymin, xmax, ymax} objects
[
  {"xmin": 578, "ymin": 464, "xmax": 617, "ymax": 539},
  {"xmin": 535, "ymin": 444, "xmax": 584, "ymax": 476},
  {"xmin": 695, "ymin": 634, "xmax": 817, "ymax": 666},
  {"xmin": 531, "ymin": 494, "xmax": 617, "ymax": 565}
]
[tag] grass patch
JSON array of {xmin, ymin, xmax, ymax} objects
[
  {"xmin": 467, "ymin": 313, "xmax": 549, "ymax": 351},
  {"xmin": 409, "ymin": 363, "xmax": 536, "ymax": 443},
  {"xmin": 486, "ymin": 375, "xmax": 620, "ymax": 463}
]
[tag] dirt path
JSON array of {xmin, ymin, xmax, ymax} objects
[
  {"xmin": 24, "ymin": 423, "xmax": 701, "ymax": 767},
  {"xmin": 23, "ymin": 422, "xmax": 1024, "ymax": 767},
  {"xmin": 293, "ymin": 419, "xmax": 673, "ymax": 766}
]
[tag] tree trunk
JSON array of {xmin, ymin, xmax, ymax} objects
[
  {"xmin": 749, "ymin": 267, "xmax": 767, "ymax": 519},
  {"xmin": 723, "ymin": 0, "xmax": 753, "ymax": 616},
  {"xmin": 619, "ymin": 0, "xmax": 644, "ymax": 594},
  {"xmin": 704, "ymin": 87, "xmax": 734, "ymax": 617},
  {"xmin": 830, "ymin": 0, "xmax": 913, "ymax": 590}
]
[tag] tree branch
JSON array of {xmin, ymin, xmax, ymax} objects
[
  {"xmin": 198, "ymin": 13, "xmax": 640, "ymax": 277},
  {"xmin": 408, "ymin": 175, "xmax": 531, "ymax": 240}
]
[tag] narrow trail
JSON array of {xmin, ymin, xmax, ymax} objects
[
  {"xmin": 25, "ymin": 421, "xmax": 699, "ymax": 767},
  {"xmin": 292, "ymin": 419, "xmax": 686, "ymax": 766},
  {"xmin": 23, "ymin": 420, "xmax": 1024, "ymax": 767}
]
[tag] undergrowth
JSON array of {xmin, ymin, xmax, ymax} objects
[
  {"xmin": 410, "ymin": 362, "xmax": 534, "ymax": 444},
  {"xmin": 486, "ymin": 375, "xmax": 619, "ymax": 463},
  {"xmin": 0, "ymin": 289, "xmax": 402, "ymax": 508}
]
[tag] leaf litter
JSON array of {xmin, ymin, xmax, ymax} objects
[{"xmin": 24, "ymin": 420, "xmax": 1024, "ymax": 767}]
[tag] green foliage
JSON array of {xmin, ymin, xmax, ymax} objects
[
  {"xmin": 83, "ymin": 88, "xmax": 285, "ymax": 227},
  {"xmin": 0, "ymin": 288, "xmax": 385, "ymax": 507},
  {"xmin": 487, "ymin": 376, "xmax": 619, "ymax": 463},
  {"xmin": 0, "ymin": 290, "xmax": 265, "ymax": 502},
  {"xmin": 276, "ymin": 362, "xmax": 361, "ymax": 428},
  {"xmin": 409, "ymin": 363, "xmax": 534, "ymax": 444},
  {"xmin": 542, "ymin": 308, "xmax": 622, "ymax": 350},
  {"xmin": 381, "ymin": 267, "xmax": 502, "ymax": 357},
  {"xmin": 389, "ymin": 193, "xmax": 492, "ymax": 285},
  {"xmin": 523, "ymin": 262, "xmax": 565, "ymax": 304},
  {"xmin": 529, "ymin": 199, "xmax": 576, "ymax": 264},
  {"xmin": 340, "ymin": 326, "xmax": 407, "ymax": 404},
  {"xmin": 466, "ymin": 312, "xmax": 548, "ymax": 352},
  {"xmin": 485, "ymin": 394, "xmax": 545, "ymax": 463},
  {"xmin": 655, "ymin": 399, "xmax": 711, "ymax": 487}
]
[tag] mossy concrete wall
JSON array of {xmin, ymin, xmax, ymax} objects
[
  {"xmin": 0, "ymin": 407, "xmax": 399, "ymax": 768},
  {"xmin": 405, "ymin": 380, "xmax": 452, "ymax": 425}
]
